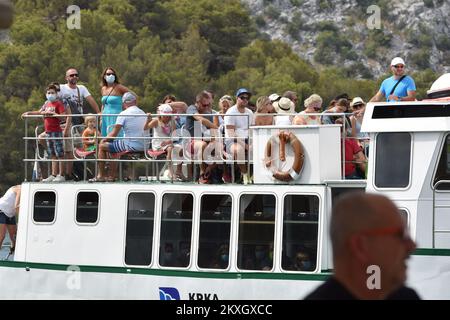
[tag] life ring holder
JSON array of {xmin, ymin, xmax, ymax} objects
[{"xmin": 264, "ymin": 131, "xmax": 305, "ymax": 182}]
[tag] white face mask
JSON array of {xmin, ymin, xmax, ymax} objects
[
  {"xmin": 105, "ymin": 74, "xmax": 115, "ymax": 84},
  {"xmin": 46, "ymin": 93, "xmax": 57, "ymax": 102}
]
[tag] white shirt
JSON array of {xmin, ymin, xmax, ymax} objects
[
  {"xmin": 59, "ymin": 84, "xmax": 91, "ymax": 111},
  {"xmin": 116, "ymin": 106, "xmax": 147, "ymax": 151},
  {"xmin": 224, "ymin": 105, "xmax": 254, "ymax": 139},
  {"xmin": 275, "ymin": 115, "xmax": 292, "ymax": 126},
  {"xmin": 0, "ymin": 187, "xmax": 17, "ymax": 217}
]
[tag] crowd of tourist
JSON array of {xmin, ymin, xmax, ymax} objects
[{"xmin": 21, "ymin": 56, "xmax": 416, "ymax": 184}]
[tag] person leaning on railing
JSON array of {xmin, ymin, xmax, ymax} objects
[{"xmin": 22, "ymin": 84, "xmax": 70, "ymax": 182}]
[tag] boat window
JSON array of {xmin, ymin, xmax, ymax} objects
[
  {"xmin": 237, "ymin": 194, "xmax": 275, "ymax": 271},
  {"xmin": 375, "ymin": 133, "xmax": 411, "ymax": 188},
  {"xmin": 433, "ymin": 134, "xmax": 450, "ymax": 190},
  {"xmin": 159, "ymin": 193, "xmax": 193, "ymax": 268},
  {"xmin": 125, "ymin": 193, "xmax": 155, "ymax": 266},
  {"xmin": 198, "ymin": 194, "xmax": 232, "ymax": 269},
  {"xmin": 76, "ymin": 192, "xmax": 99, "ymax": 223},
  {"xmin": 281, "ymin": 195, "xmax": 319, "ymax": 272},
  {"xmin": 33, "ymin": 191, "xmax": 56, "ymax": 223}
]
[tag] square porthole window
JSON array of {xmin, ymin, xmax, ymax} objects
[
  {"xmin": 33, "ymin": 191, "xmax": 56, "ymax": 223},
  {"xmin": 76, "ymin": 192, "xmax": 99, "ymax": 224}
]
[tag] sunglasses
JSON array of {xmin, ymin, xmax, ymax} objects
[
  {"xmin": 393, "ymin": 65, "xmax": 404, "ymax": 69},
  {"xmin": 239, "ymin": 95, "xmax": 250, "ymax": 101},
  {"xmin": 105, "ymin": 72, "xmax": 115, "ymax": 76},
  {"xmin": 360, "ymin": 225, "xmax": 410, "ymax": 241},
  {"xmin": 68, "ymin": 74, "xmax": 79, "ymax": 78},
  {"xmin": 353, "ymin": 104, "xmax": 364, "ymax": 109}
]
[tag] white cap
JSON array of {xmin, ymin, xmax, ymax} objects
[
  {"xmin": 122, "ymin": 91, "xmax": 137, "ymax": 103},
  {"xmin": 391, "ymin": 57, "xmax": 405, "ymax": 66},
  {"xmin": 350, "ymin": 97, "xmax": 365, "ymax": 107},
  {"xmin": 273, "ymin": 97, "xmax": 295, "ymax": 114},
  {"xmin": 158, "ymin": 104, "xmax": 173, "ymax": 114}
]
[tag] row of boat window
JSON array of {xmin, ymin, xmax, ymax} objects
[{"xmin": 33, "ymin": 191, "xmax": 319, "ymax": 272}]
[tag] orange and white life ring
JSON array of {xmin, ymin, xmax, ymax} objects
[{"xmin": 264, "ymin": 131, "xmax": 304, "ymax": 182}]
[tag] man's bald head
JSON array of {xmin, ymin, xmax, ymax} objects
[{"xmin": 330, "ymin": 192, "xmax": 400, "ymax": 256}]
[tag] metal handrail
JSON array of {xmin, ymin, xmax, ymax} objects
[{"xmin": 23, "ymin": 112, "xmax": 368, "ymax": 182}]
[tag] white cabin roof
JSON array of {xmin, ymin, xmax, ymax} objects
[{"xmin": 361, "ymin": 101, "xmax": 450, "ymax": 133}]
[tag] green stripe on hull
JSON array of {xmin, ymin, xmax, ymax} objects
[
  {"xmin": 413, "ymin": 248, "xmax": 450, "ymax": 256},
  {"xmin": 0, "ymin": 260, "xmax": 330, "ymax": 281}
]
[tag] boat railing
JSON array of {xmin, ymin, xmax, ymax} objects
[
  {"xmin": 432, "ymin": 180, "xmax": 450, "ymax": 248},
  {"xmin": 22, "ymin": 112, "xmax": 369, "ymax": 183}
]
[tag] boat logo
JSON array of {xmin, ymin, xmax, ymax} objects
[{"xmin": 159, "ymin": 287, "xmax": 180, "ymax": 300}]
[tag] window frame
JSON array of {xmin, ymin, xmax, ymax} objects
[
  {"xmin": 32, "ymin": 190, "xmax": 57, "ymax": 225},
  {"xmin": 280, "ymin": 192, "xmax": 321, "ymax": 273},
  {"xmin": 236, "ymin": 192, "xmax": 278, "ymax": 272},
  {"xmin": 158, "ymin": 191, "xmax": 195, "ymax": 269},
  {"xmin": 123, "ymin": 191, "xmax": 157, "ymax": 267},
  {"xmin": 431, "ymin": 133, "xmax": 450, "ymax": 192},
  {"xmin": 373, "ymin": 132, "xmax": 413, "ymax": 190},
  {"xmin": 74, "ymin": 190, "xmax": 100, "ymax": 226},
  {"xmin": 197, "ymin": 192, "xmax": 234, "ymax": 271}
]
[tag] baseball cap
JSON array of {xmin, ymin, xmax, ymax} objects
[
  {"xmin": 391, "ymin": 57, "xmax": 405, "ymax": 66},
  {"xmin": 235, "ymin": 88, "xmax": 251, "ymax": 97},
  {"xmin": 122, "ymin": 91, "xmax": 137, "ymax": 103}
]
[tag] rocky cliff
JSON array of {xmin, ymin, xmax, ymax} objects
[{"xmin": 242, "ymin": 0, "xmax": 450, "ymax": 78}]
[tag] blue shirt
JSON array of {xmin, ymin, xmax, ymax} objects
[{"xmin": 380, "ymin": 75, "xmax": 416, "ymax": 102}]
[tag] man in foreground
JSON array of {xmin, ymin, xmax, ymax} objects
[{"xmin": 304, "ymin": 192, "xmax": 419, "ymax": 300}]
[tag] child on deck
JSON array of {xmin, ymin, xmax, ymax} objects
[
  {"xmin": 82, "ymin": 114, "xmax": 100, "ymax": 152},
  {"xmin": 22, "ymin": 84, "xmax": 69, "ymax": 182},
  {"xmin": 145, "ymin": 104, "xmax": 186, "ymax": 181}
]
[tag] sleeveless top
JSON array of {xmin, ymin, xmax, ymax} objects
[
  {"xmin": 101, "ymin": 95, "xmax": 123, "ymax": 137},
  {"xmin": 297, "ymin": 111, "xmax": 321, "ymax": 125},
  {"xmin": 152, "ymin": 121, "xmax": 172, "ymax": 151},
  {"xmin": 0, "ymin": 187, "xmax": 17, "ymax": 217}
]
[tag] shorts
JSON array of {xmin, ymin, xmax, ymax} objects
[
  {"xmin": 224, "ymin": 138, "xmax": 248, "ymax": 153},
  {"xmin": 108, "ymin": 140, "xmax": 142, "ymax": 154},
  {"xmin": 0, "ymin": 211, "xmax": 16, "ymax": 225},
  {"xmin": 46, "ymin": 131, "xmax": 64, "ymax": 158}
]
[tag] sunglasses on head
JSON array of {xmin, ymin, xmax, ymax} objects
[{"xmin": 68, "ymin": 73, "xmax": 79, "ymax": 78}]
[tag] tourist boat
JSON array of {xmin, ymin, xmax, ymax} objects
[{"xmin": 1, "ymin": 75, "xmax": 450, "ymax": 300}]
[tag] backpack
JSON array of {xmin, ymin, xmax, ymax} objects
[{"xmin": 62, "ymin": 86, "xmax": 84, "ymax": 126}]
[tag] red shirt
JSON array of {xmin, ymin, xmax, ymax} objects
[
  {"xmin": 344, "ymin": 138, "xmax": 362, "ymax": 176},
  {"xmin": 41, "ymin": 101, "xmax": 65, "ymax": 132}
]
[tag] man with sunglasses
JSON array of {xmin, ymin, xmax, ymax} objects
[
  {"xmin": 305, "ymin": 192, "xmax": 419, "ymax": 300},
  {"xmin": 370, "ymin": 57, "xmax": 416, "ymax": 102},
  {"xmin": 224, "ymin": 88, "xmax": 255, "ymax": 185},
  {"xmin": 60, "ymin": 67, "xmax": 100, "ymax": 180}
]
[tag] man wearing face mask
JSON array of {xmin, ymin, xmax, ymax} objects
[{"xmin": 60, "ymin": 67, "xmax": 100, "ymax": 180}]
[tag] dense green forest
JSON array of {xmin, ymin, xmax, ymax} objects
[{"xmin": 0, "ymin": 0, "xmax": 439, "ymax": 192}]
